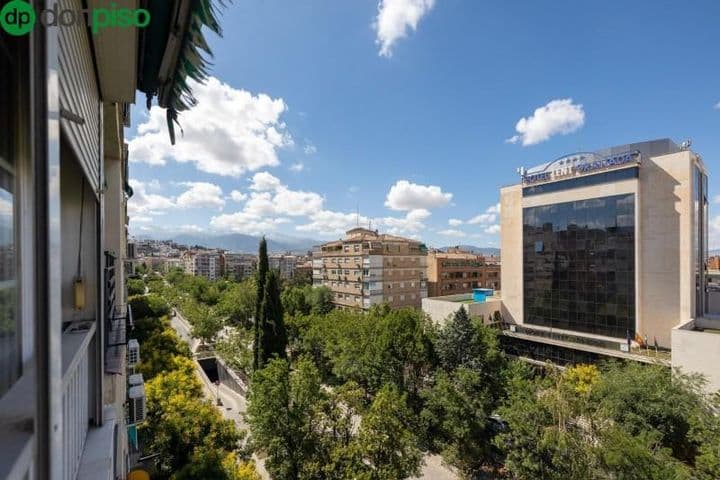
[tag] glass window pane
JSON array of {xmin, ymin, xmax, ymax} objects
[{"xmin": 523, "ymin": 194, "xmax": 635, "ymax": 338}]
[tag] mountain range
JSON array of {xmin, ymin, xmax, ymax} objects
[{"xmin": 136, "ymin": 232, "xmax": 502, "ymax": 257}]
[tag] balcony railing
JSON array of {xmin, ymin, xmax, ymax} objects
[{"xmin": 61, "ymin": 320, "xmax": 96, "ymax": 480}]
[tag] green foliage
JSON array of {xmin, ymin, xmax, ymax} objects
[
  {"xmin": 421, "ymin": 367, "xmax": 497, "ymax": 474},
  {"xmin": 247, "ymin": 358, "xmax": 326, "ymax": 480},
  {"xmin": 495, "ymin": 362, "xmax": 715, "ymax": 480},
  {"xmin": 190, "ymin": 309, "xmax": 223, "ymax": 345},
  {"xmin": 129, "ymin": 293, "xmax": 169, "ymax": 320},
  {"xmin": 217, "ymin": 278, "xmax": 256, "ymax": 329},
  {"xmin": 254, "ymin": 237, "xmax": 269, "ymax": 371},
  {"xmin": 258, "ymin": 269, "xmax": 287, "ymax": 367},
  {"xmin": 127, "ymin": 278, "xmax": 146, "ymax": 296},
  {"xmin": 353, "ymin": 384, "xmax": 423, "ymax": 480},
  {"xmin": 215, "ymin": 327, "xmax": 254, "ymax": 373}
]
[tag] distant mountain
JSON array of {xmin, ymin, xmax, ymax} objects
[
  {"xmin": 438, "ymin": 245, "xmax": 501, "ymax": 256},
  {"xmin": 144, "ymin": 232, "xmax": 323, "ymax": 254}
]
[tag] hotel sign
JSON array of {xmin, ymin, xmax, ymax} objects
[{"xmin": 522, "ymin": 150, "xmax": 641, "ymax": 185}]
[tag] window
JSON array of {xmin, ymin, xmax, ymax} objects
[
  {"xmin": 523, "ymin": 194, "xmax": 635, "ymax": 338},
  {"xmin": 523, "ymin": 167, "xmax": 638, "ymax": 197},
  {"xmin": 0, "ymin": 35, "xmax": 26, "ymax": 397}
]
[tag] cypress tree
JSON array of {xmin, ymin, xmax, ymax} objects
[
  {"xmin": 254, "ymin": 237, "xmax": 269, "ymax": 371},
  {"xmin": 259, "ymin": 269, "xmax": 287, "ymax": 367}
]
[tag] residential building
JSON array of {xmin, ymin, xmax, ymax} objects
[
  {"xmin": 709, "ymin": 256, "xmax": 720, "ymax": 271},
  {"xmin": 225, "ymin": 253, "xmax": 257, "ymax": 281},
  {"xmin": 183, "ymin": 250, "xmax": 224, "ymax": 281},
  {"xmin": 314, "ymin": 228, "xmax": 428, "ymax": 310},
  {"xmin": 426, "ymin": 248, "xmax": 500, "ymax": 297},
  {"xmin": 0, "ymin": 1, "xmax": 225, "ymax": 478},
  {"xmin": 269, "ymin": 253, "xmax": 297, "ymax": 279},
  {"xmin": 498, "ymin": 139, "xmax": 717, "ymax": 391}
]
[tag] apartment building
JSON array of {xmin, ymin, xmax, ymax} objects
[
  {"xmin": 269, "ymin": 253, "xmax": 297, "ymax": 279},
  {"xmin": 0, "ymin": 0, "xmax": 224, "ymax": 478},
  {"xmin": 427, "ymin": 248, "xmax": 501, "ymax": 297},
  {"xmin": 183, "ymin": 250, "xmax": 224, "ymax": 281},
  {"xmin": 225, "ymin": 253, "xmax": 257, "ymax": 281},
  {"xmin": 314, "ymin": 228, "xmax": 428, "ymax": 310}
]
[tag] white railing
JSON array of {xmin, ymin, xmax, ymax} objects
[{"xmin": 61, "ymin": 322, "xmax": 95, "ymax": 480}]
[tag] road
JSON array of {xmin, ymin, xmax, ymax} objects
[{"xmin": 169, "ymin": 307, "xmax": 457, "ymax": 480}]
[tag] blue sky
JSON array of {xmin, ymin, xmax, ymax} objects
[{"xmin": 127, "ymin": 0, "xmax": 720, "ymax": 249}]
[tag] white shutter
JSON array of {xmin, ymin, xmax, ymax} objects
[{"xmin": 58, "ymin": 0, "xmax": 101, "ymax": 196}]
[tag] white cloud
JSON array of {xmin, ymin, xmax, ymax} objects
[
  {"xmin": 385, "ymin": 180, "xmax": 452, "ymax": 211},
  {"xmin": 229, "ymin": 190, "xmax": 247, "ymax": 202},
  {"xmin": 176, "ymin": 182, "xmax": 225, "ymax": 209},
  {"xmin": 290, "ymin": 162, "xmax": 305, "ymax": 172},
  {"xmin": 297, "ymin": 208, "xmax": 431, "ymax": 238},
  {"xmin": 713, "ymin": 195, "xmax": 720, "ymax": 204},
  {"xmin": 506, "ymin": 99, "xmax": 585, "ymax": 146},
  {"xmin": 297, "ymin": 210, "xmax": 369, "ymax": 237},
  {"xmin": 303, "ymin": 144, "xmax": 317, "ymax": 155},
  {"xmin": 128, "ymin": 77, "xmax": 292, "ymax": 176},
  {"xmin": 714, "ymin": 101, "xmax": 720, "ymax": 110},
  {"xmin": 438, "ymin": 229, "xmax": 466, "ymax": 237},
  {"xmin": 127, "ymin": 179, "xmax": 176, "ymax": 216},
  {"xmin": 374, "ymin": 0, "xmax": 435, "ymax": 57},
  {"xmin": 448, "ymin": 218, "xmax": 463, "ymax": 226},
  {"xmin": 379, "ymin": 208, "xmax": 430, "ymax": 234},
  {"xmin": 468, "ymin": 213, "xmax": 497, "ymax": 225},
  {"xmin": 484, "ymin": 224, "xmax": 500, "ymax": 234},
  {"xmin": 467, "ymin": 203, "xmax": 500, "ymax": 225},
  {"xmin": 210, "ymin": 211, "xmax": 290, "ymax": 236},
  {"xmin": 249, "ymin": 171, "xmax": 283, "ymax": 191}
]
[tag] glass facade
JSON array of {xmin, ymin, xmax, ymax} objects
[
  {"xmin": 694, "ymin": 166, "xmax": 709, "ymax": 317},
  {"xmin": 523, "ymin": 194, "xmax": 635, "ymax": 338},
  {"xmin": 523, "ymin": 167, "xmax": 638, "ymax": 197}
]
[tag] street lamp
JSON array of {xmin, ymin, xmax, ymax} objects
[{"xmin": 214, "ymin": 380, "xmax": 223, "ymax": 406}]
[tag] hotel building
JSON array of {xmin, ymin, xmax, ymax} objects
[
  {"xmin": 427, "ymin": 248, "xmax": 500, "ymax": 297},
  {"xmin": 499, "ymin": 139, "xmax": 718, "ymax": 388},
  {"xmin": 314, "ymin": 228, "xmax": 429, "ymax": 310}
]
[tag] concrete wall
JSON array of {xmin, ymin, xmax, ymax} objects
[
  {"xmin": 500, "ymin": 185, "xmax": 523, "ymax": 324},
  {"xmin": 422, "ymin": 295, "xmax": 502, "ymax": 325},
  {"xmin": 672, "ymin": 319, "xmax": 720, "ymax": 394}
]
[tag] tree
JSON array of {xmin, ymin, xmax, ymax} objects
[
  {"xmin": 421, "ymin": 366, "xmax": 498, "ymax": 474},
  {"xmin": 307, "ymin": 285, "xmax": 333, "ymax": 314},
  {"xmin": 352, "ymin": 384, "xmax": 423, "ymax": 480},
  {"xmin": 258, "ymin": 269, "xmax": 287, "ymax": 367},
  {"xmin": 129, "ymin": 293, "xmax": 169, "ymax": 320},
  {"xmin": 254, "ymin": 237, "xmax": 269, "ymax": 370},
  {"xmin": 247, "ymin": 357, "xmax": 326, "ymax": 480},
  {"xmin": 191, "ymin": 309, "xmax": 223, "ymax": 345},
  {"xmin": 281, "ymin": 286, "xmax": 311, "ymax": 317},
  {"xmin": 435, "ymin": 308, "xmax": 506, "ymax": 403},
  {"xmin": 217, "ymin": 278, "xmax": 256, "ymax": 329},
  {"xmin": 143, "ymin": 364, "xmax": 242, "ymax": 478},
  {"xmin": 127, "ymin": 278, "xmax": 145, "ymax": 296}
]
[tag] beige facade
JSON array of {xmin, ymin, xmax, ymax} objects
[
  {"xmin": 183, "ymin": 250, "xmax": 224, "ymax": 281},
  {"xmin": 314, "ymin": 228, "xmax": 428, "ymax": 310},
  {"xmin": 501, "ymin": 139, "xmax": 709, "ymax": 350},
  {"xmin": 427, "ymin": 249, "xmax": 500, "ymax": 297},
  {"xmin": 224, "ymin": 253, "xmax": 257, "ymax": 281}
]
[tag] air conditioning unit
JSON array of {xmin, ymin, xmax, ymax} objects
[
  {"xmin": 127, "ymin": 339, "xmax": 140, "ymax": 368},
  {"xmin": 128, "ymin": 373, "xmax": 144, "ymax": 387},
  {"xmin": 128, "ymin": 384, "xmax": 146, "ymax": 425}
]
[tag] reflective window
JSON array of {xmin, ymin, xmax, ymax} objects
[
  {"xmin": 523, "ymin": 194, "xmax": 635, "ymax": 338},
  {"xmin": 0, "ymin": 36, "xmax": 20, "ymax": 397},
  {"xmin": 523, "ymin": 167, "xmax": 638, "ymax": 197}
]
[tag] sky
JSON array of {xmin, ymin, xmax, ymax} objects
[{"xmin": 126, "ymin": 0, "xmax": 720, "ymax": 249}]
